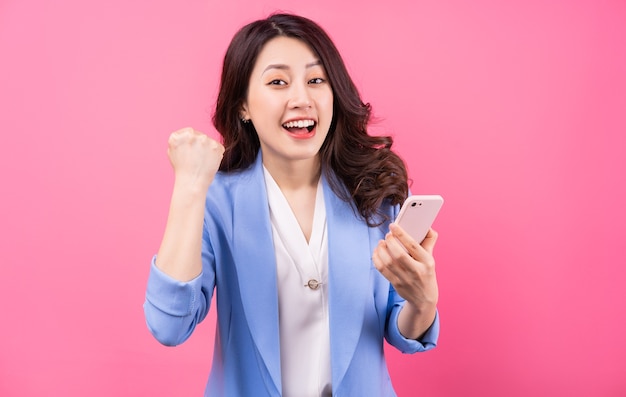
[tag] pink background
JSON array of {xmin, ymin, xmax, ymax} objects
[{"xmin": 1, "ymin": 0, "xmax": 625, "ymax": 396}]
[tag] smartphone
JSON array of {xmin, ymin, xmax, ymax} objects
[{"xmin": 394, "ymin": 195, "xmax": 444, "ymax": 243}]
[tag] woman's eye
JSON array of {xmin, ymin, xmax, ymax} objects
[
  {"xmin": 308, "ymin": 77, "xmax": 325, "ymax": 84},
  {"xmin": 268, "ymin": 79, "xmax": 286, "ymax": 85}
]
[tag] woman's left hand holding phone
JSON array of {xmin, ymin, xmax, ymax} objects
[{"xmin": 372, "ymin": 223, "xmax": 439, "ymax": 340}]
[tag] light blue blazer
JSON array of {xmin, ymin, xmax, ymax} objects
[{"xmin": 144, "ymin": 153, "xmax": 439, "ymax": 397}]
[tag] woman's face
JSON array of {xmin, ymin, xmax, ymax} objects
[{"xmin": 242, "ymin": 36, "xmax": 334, "ymax": 169}]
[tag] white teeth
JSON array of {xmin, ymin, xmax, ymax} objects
[{"xmin": 283, "ymin": 120, "xmax": 315, "ymax": 129}]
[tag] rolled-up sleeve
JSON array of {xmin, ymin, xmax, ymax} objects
[
  {"xmin": 385, "ymin": 302, "xmax": 440, "ymax": 354},
  {"xmin": 143, "ymin": 256, "xmax": 212, "ymax": 346}
]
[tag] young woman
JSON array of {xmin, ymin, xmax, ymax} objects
[{"xmin": 144, "ymin": 13, "xmax": 440, "ymax": 397}]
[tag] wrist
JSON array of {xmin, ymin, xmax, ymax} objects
[
  {"xmin": 404, "ymin": 300, "xmax": 437, "ymax": 318},
  {"xmin": 173, "ymin": 174, "xmax": 212, "ymax": 197}
]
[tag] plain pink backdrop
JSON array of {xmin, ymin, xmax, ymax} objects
[{"xmin": 1, "ymin": 0, "xmax": 624, "ymax": 396}]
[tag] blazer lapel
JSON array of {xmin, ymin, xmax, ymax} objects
[
  {"xmin": 231, "ymin": 154, "xmax": 282, "ymax": 394},
  {"xmin": 323, "ymin": 175, "xmax": 373, "ymax": 389}
]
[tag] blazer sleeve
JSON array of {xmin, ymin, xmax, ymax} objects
[
  {"xmin": 385, "ymin": 292, "xmax": 440, "ymax": 353},
  {"xmin": 143, "ymin": 222, "xmax": 216, "ymax": 346}
]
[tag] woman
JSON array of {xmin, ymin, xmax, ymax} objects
[{"xmin": 144, "ymin": 13, "xmax": 440, "ymax": 397}]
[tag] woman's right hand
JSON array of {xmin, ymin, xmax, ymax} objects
[
  {"xmin": 167, "ymin": 127, "xmax": 225, "ymax": 191},
  {"xmin": 155, "ymin": 128, "xmax": 224, "ymax": 281}
]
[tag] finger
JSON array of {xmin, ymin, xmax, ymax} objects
[
  {"xmin": 388, "ymin": 224, "xmax": 422, "ymax": 259},
  {"xmin": 388, "ymin": 223, "xmax": 420, "ymax": 248},
  {"xmin": 372, "ymin": 240, "xmax": 392, "ymax": 269},
  {"xmin": 382, "ymin": 232, "xmax": 425, "ymax": 281},
  {"xmin": 384, "ymin": 231, "xmax": 411, "ymax": 260},
  {"xmin": 169, "ymin": 127, "xmax": 195, "ymax": 147},
  {"xmin": 372, "ymin": 241, "xmax": 400, "ymax": 284},
  {"xmin": 420, "ymin": 228, "xmax": 438, "ymax": 254}
]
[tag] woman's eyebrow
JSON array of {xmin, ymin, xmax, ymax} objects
[
  {"xmin": 262, "ymin": 60, "xmax": 322, "ymax": 74},
  {"xmin": 306, "ymin": 60, "xmax": 322, "ymax": 68}
]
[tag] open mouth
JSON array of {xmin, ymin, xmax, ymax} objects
[{"xmin": 282, "ymin": 119, "xmax": 316, "ymax": 133}]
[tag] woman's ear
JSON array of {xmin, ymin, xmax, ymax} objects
[{"xmin": 240, "ymin": 103, "xmax": 250, "ymax": 122}]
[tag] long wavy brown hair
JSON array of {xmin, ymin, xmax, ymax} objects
[{"xmin": 212, "ymin": 13, "xmax": 408, "ymax": 226}]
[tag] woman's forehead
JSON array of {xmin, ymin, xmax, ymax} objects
[{"xmin": 254, "ymin": 37, "xmax": 321, "ymax": 70}]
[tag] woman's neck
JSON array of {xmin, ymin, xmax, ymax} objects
[{"xmin": 263, "ymin": 157, "xmax": 321, "ymax": 192}]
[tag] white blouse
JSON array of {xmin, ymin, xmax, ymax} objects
[{"xmin": 264, "ymin": 167, "xmax": 332, "ymax": 397}]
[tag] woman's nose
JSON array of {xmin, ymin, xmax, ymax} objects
[{"xmin": 287, "ymin": 83, "xmax": 312, "ymax": 109}]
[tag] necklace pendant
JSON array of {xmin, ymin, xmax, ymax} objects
[{"xmin": 305, "ymin": 279, "xmax": 321, "ymax": 290}]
